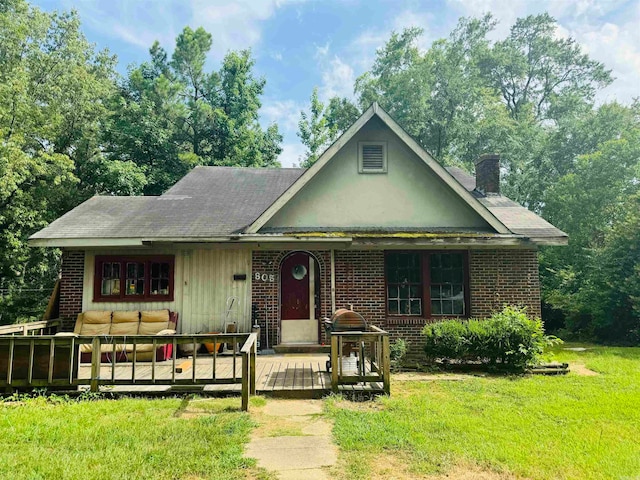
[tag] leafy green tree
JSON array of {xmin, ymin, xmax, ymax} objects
[
  {"xmin": 298, "ymin": 88, "xmax": 359, "ymax": 167},
  {"xmin": 106, "ymin": 27, "xmax": 282, "ymax": 194},
  {"xmin": 479, "ymin": 13, "xmax": 612, "ymax": 123},
  {"xmin": 0, "ymin": 0, "xmax": 116, "ymax": 322}
]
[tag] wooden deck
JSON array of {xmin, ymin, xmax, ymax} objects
[{"xmin": 77, "ymin": 353, "xmax": 384, "ymax": 397}]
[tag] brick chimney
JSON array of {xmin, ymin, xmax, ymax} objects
[{"xmin": 474, "ymin": 153, "xmax": 500, "ymax": 195}]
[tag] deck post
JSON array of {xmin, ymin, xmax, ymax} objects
[
  {"xmin": 241, "ymin": 348, "xmax": 249, "ymax": 412},
  {"xmin": 331, "ymin": 334, "xmax": 339, "ymax": 393},
  {"xmin": 250, "ymin": 335, "xmax": 256, "ymax": 395},
  {"xmin": 382, "ymin": 334, "xmax": 391, "ymax": 395},
  {"xmin": 90, "ymin": 337, "xmax": 100, "ymax": 392}
]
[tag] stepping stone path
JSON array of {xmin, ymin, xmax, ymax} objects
[{"xmin": 245, "ymin": 399, "xmax": 338, "ymax": 480}]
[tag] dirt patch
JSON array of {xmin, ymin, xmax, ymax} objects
[
  {"xmin": 332, "ymin": 399, "xmax": 386, "ymax": 412},
  {"xmin": 393, "ymin": 372, "xmax": 478, "ymax": 382},
  {"xmin": 331, "ymin": 452, "xmax": 519, "ymax": 480},
  {"xmin": 570, "ymin": 363, "xmax": 599, "ymax": 376}
]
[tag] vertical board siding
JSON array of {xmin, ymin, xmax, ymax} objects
[{"xmin": 83, "ymin": 248, "xmax": 252, "ymax": 334}]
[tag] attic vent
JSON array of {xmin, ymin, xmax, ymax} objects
[{"xmin": 358, "ymin": 142, "xmax": 387, "ymax": 173}]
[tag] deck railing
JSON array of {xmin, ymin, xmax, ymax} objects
[
  {"xmin": 329, "ymin": 325, "xmax": 390, "ymax": 395},
  {"xmin": 0, "ymin": 319, "xmax": 61, "ymax": 336},
  {"xmin": 0, "ymin": 333, "xmax": 258, "ymax": 411}
]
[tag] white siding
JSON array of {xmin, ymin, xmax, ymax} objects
[{"xmin": 83, "ymin": 247, "xmax": 252, "ymax": 334}]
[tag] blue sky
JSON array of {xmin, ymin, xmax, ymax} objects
[{"xmin": 34, "ymin": 0, "xmax": 640, "ymax": 166}]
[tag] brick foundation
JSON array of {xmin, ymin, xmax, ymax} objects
[
  {"xmin": 59, "ymin": 250, "xmax": 84, "ymax": 323},
  {"xmin": 251, "ymin": 248, "xmax": 541, "ymax": 360}
]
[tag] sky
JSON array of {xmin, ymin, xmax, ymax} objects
[{"xmin": 33, "ymin": 0, "xmax": 640, "ymax": 167}]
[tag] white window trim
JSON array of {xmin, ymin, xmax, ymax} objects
[{"xmin": 358, "ymin": 141, "xmax": 388, "ymax": 173}]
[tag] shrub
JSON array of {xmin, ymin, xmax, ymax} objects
[
  {"xmin": 422, "ymin": 306, "xmax": 561, "ymax": 371},
  {"xmin": 389, "ymin": 338, "xmax": 408, "ymax": 371}
]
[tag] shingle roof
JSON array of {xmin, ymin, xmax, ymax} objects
[
  {"xmin": 30, "ymin": 165, "xmax": 566, "ymax": 242},
  {"xmin": 30, "ymin": 167, "xmax": 305, "ymax": 239}
]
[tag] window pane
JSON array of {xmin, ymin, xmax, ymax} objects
[
  {"xmin": 125, "ymin": 262, "xmax": 144, "ymax": 296},
  {"xmin": 442, "ymin": 301, "xmax": 453, "ymax": 315},
  {"xmin": 430, "ymin": 285, "xmax": 440, "ymax": 299},
  {"xmin": 388, "ymin": 285, "xmax": 398, "ymax": 298},
  {"xmin": 399, "ymin": 300, "xmax": 409, "ymax": 315},
  {"xmin": 151, "ymin": 263, "xmax": 160, "ymax": 277},
  {"xmin": 410, "ymin": 285, "xmax": 420, "ymax": 298},
  {"xmin": 161, "ymin": 263, "xmax": 170, "ymax": 277},
  {"xmin": 388, "ymin": 300, "xmax": 399, "ymax": 315},
  {"xmin": 410, "ymin": 299, "xmax": 422, "ymax": 315},
  {"xmin": 453, "ymin": 300, "xmax": 464, "ymax": 315},
  {"xmin": 442, "ymin": 285, "xmax": 452, "ymax": 299},
  {"xmin": 399, "ymin": 285, "xmax": 409, "ymax": 298},
  {"xmin": 409, "ymin": 268, "xmax": 420, "ymax": 283},
  {"xmin": 431, "ymin": 301, "xmax": 442, "ymax": 315},
  {"xmin": 151, "ymin": 279, "xmax": 160, "ymax": 294}
]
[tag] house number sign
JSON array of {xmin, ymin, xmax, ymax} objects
[{"xmin": 255, "ymin": 272, "xmax": 276, "ymax": 282}]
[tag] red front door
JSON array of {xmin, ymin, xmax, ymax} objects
[{"xmin": 280, "ymin": 252, "xmax": 311, "ymax": 320}]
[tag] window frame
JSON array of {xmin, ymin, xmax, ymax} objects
[
  {"xmin": 93, "ymin": 255, "xmax": 175, "ymax": 302},
  {"xmin": 384, "ymin": 250, "xmax": 470, "ymax": 319},
  {"xmin": 358, "ymin": 141, "xmax": 388, "ymax": 173}
]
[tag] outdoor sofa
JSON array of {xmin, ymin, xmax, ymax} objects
[{"xmin": 61, "ymin": 309, "xmax": 178, "ymax": 362}]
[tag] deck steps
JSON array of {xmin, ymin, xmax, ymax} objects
[{"xmin": 272, "ymin": 344, "xmax": 330, "ymax": 354}]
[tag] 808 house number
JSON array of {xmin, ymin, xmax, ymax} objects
[{"xmin": 255, "ymin": 272, "xmax": 276, "ymax": 282}]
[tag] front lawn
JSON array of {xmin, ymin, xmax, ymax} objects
[
  {"xmin": 0, "ymin": 395, "xmax": 261, "ymax": 479},
  {"xmin": 327, "ymin": 345, "xmax": 640, "ymax": 479}
]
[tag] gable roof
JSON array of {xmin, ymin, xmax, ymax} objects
[
  {"xmin": 245, "ymin": 103, "xmax": 510, "ymax": 235},
  {"xmin": 29, "ymin": 104, "xmax": 567, "ymax": 247}
]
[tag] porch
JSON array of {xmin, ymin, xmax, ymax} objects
[{"xmin": 0, "ymin": 321, "xmax": 390, "ymax": 408}]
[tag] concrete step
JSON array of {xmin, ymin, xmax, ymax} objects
[{"xmin": 272, "ymin": 344, "xmax": 331, "ymax": 354}]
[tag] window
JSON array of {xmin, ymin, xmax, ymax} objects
[
  {"xmin": 94, "ymin": 256, "xmax": 174, "ymax": 302},
  {"xmin": 358, "ymin": 142, "xmax": 387, "ymax": 173},
  {"xmin": 385, "ymin": 251, "xmax": 468, "ymax": 317}
]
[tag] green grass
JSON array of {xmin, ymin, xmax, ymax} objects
[
  {"xmin": 327, "ymin": 345, "xmax": 640, "ymax": 479},
  {"xmin": 0, "ymin": 395, "xmax": 261, "ymax": 480}
]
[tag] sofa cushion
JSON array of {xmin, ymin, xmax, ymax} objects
[
  {"xmin": 83, "ymin": 310, "xmax": 112, "ymax": 324},
  {"xmin": 110, "ymin": 322, "xmax": 139, "ymax": 335},
  {"xmin": 141, "ymin": 310, "xmax": 170, "ymax": 323},
  {"xmin": 139, "ymin": 321, "xmax": 169, "ymax": 335},
  {"xmin": 79, "ymin": 322, "xmax": 110, "ymax": 336},
  {"xmin": 112, "ymin": 311, "xmax": 139, "ymax": 323}
]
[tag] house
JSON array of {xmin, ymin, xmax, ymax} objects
[{"xmin": 29, "ymin": 103, "xmax": 567, "ymax": 353}]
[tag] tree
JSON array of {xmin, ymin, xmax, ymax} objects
[
  {"xmin": 0, "ymin": 0, "xmax": 116, "ymax": 323},
  {"xmin": 479, "ymin": 13, "xmax": 612, "ymax": 123},
  {"xmin": 105, "ymin": 27, "xmax": 282, "ymax": 194},
  {"xmin": 298, "ymin": 89, "xmax": 359, "ymax": 167}
]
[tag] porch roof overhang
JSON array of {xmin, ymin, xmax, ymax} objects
[{"xmin": 28, "ymin": 231, "xmax": 567, "ymax": 248}]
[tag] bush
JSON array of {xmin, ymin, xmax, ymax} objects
[
  {"xmin": 389, "ymin": 338, "xmax": 408, "ymax": 371},
  {"xmin": 422, "ymin": 306, "xmax": 561, "ymax": 371}
]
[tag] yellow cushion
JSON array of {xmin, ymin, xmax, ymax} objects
[
  {"xmin": 110, "ymin": 322, "xmax": 139, "ymax": 335},
  {"xmin": 79, "ymin": 322, "xmax": 110, "ymax": 336},
  {"xmin": 138, "ymin": 321, "xmax": 169, "ymax": 335},
  {"xmin": 141, "ymin": 310, "xmax": 170, "ymax": 323},
  {"xmin": 83, "ymin": 311, "xmax": 112, "ymax": 324},
  {"xmin": 112, "ymin": 311, "xmax": 139, "ymax": 323}
]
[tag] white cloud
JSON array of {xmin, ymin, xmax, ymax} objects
[
  {"xmin": 278, "ymin": 143, "xmax": 306, "ymax": 167},
  {"xmin": 261, "ymin": 99, "xmax": 303, "ymax": 132},
  {"xmin": 319, "ymin": 55, "xmax": 356, "ymax": 101},
  {"xmin": 64, "ymin": 0, "xmax": 306, "ymax": 59}
]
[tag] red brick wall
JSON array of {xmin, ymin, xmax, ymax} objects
[
  {"xmin": 59, "ymin": 250, "xmax": 84, "ymax": 324},
  {"xmin": 469, "ymin": 249, "xmax": 541, "ymax": 318},
  {"xmin": 249, "ymin": 248, "xmax": 541, "ymax": 358}
]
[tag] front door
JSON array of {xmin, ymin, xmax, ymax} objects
[{"xmin": 280, "ymin": 252, "xmax": 320, "ymax": 343}]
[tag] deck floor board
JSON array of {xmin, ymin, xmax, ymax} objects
[{"xmin": 75, "ymin": 353, "xmax": 384, "ymax": 396}]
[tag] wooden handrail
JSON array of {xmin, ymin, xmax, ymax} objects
[
  {"xmin": 0, "ymin": 319, "xmax": 60, "ymax": 336},
  {"xmin": 1, "ymin": 332, "xmax": 258, "ymax": 411}
]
